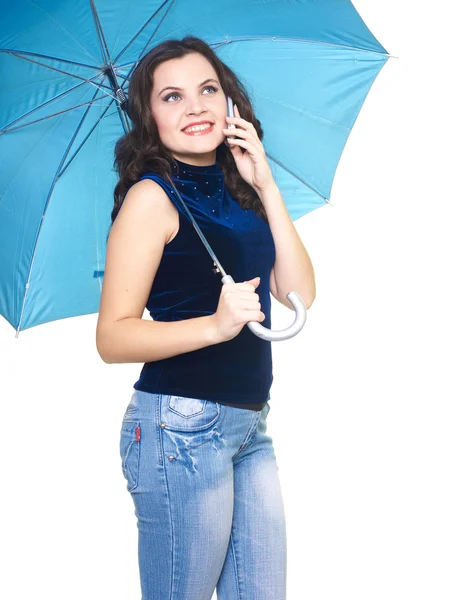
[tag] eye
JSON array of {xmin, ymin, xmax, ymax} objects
[
  {"xmin": 164, "ymin": 92, "xmax": 180, "ymax": 102},
  {"xmin": 163, "ymin": 85, "xmax": 218, "ymax": 102}
]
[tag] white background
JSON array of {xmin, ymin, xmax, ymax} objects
[{"xmin": 1, "ymin": 1, "xmax": 453, "ymax": 598}]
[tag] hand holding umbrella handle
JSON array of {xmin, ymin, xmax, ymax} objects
[{"xmin": 221, "ymin": 275, "xmax": 307, "ymax": 341}]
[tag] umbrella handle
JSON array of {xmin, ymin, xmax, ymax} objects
[{"xmin": 221, "ymin": 275, "xmax": 307, "ymax": 341}]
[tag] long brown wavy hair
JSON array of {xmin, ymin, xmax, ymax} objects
[{"xmin": 110, "ymin": 36, "xmax": 268, "ymax": 233}]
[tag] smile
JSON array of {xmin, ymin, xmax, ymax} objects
[{"xmin": 182, "ymin": 123, "xmax": 214, "ymax": 136}]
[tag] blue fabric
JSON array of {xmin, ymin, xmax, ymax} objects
[
  {"xmin": 133, "ymin": 158, "xmax": 276, "ymax": 405},
  {"xmin": 119, "ymin": 391, "xmax": 283, "ymax": 596}
]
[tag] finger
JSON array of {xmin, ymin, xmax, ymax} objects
[
  {"xmin": 226, "ymin": 114, "xmax": 259, "ymax": 141},
  {"xmin": 237, "ymin": 297, "xmax": 261, "ymax": 307},
  {"xmin": 236, "ymin": 282, "xmax": 259, "ymax": 292},
  {"xmin": 226, "ymin": 115, "xmax": 252, "ymax": 131},
  {"xmin": 227, "ymin": 137, "xmax": 256, "ymax": 152},
  {"xmin": 222, "ymin": 126, "xmax": 249, "ymax": 139}
]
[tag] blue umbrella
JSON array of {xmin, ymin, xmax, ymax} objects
[{"xmin": 0, "ymin": 0, "xmax": 390, "ymax": 337}]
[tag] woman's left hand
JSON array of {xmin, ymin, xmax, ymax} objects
[{"xmin": 222, "ymin": 104, "xmax": 276, "ymax": 195}]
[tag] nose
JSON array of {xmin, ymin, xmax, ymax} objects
[{"xmin": 186, "ymin": 98, "xmax": 207, "ymax": 116}]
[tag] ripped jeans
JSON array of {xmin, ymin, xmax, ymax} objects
[{"xmin": 119, "ymin": 389, "xmax": 287, "ymax": 599}]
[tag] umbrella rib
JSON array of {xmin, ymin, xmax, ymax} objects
[
  {"xmin": 1, "ymin": 74, "xmax": 113, "ymax": 132},
  {"xmin": 265, "ymin": 152, "xmax": 329, "ymax": 203},
  {"xmin": 87, "ymin": 1, "xmax": 132, "ymax": 132},
  {"xmin": 210, "ymin": 36, "xmax": 390, "ymax": 58},
  {"xmin": 114, "ymin": 0, "xmax": 175, "ymax": 64},
  {"xmin": 0, "ymin": 48, "xmax": 100, "ymax": 70},
  {"xmin": 3, "ymin": 50, "xmax": 115, "ymax": 98},
  {"xmin": 112, "ymin": 1, "xmax": 177, "ymax": 128},
  {"xmin": 89, "ymin": 0, "xmax": 112, "ymax": 65},
  {"xmin": 118, "ymin": 29, "xmax": 388, "ymax": 84},
  {"xmin": 1, "ymin": 95, "xmax": 112, "ymax": 134},
  {"xmin": 58, "ymin": 94, "xmax": 117, "ymax": 179},
  {"xmin": 255, "ymin": 90, "xmax": 349, "ymax": 132}
]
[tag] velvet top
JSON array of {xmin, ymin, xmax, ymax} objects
[{"xmin": 132, "ymin": 157, "xmax": 276, "ymax": 405}]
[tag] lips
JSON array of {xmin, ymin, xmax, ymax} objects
[
  {"xmin": 182, "ymin": 121, "xmax": 213, "ymax": 131},
  {"xmin": 182, "ymin": 123, "xmax": 215, "ymax": 136}
]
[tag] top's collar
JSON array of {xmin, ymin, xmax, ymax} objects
[{"xmin": 171, "ymin": 157, "xmax": 221, "ymax": 176}]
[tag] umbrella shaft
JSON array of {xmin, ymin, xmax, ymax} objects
[{"xmin": 165, "ymin": 176, "xmax": 226, "ymax": 278}]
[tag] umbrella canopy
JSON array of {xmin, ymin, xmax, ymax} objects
[{"xmin": 0, "ymin": 0, "xmax": 389, "ymax": 335}]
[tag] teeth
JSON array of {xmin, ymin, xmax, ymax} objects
[{"xmin": 184, "ymin": 123, "xmax": 212, "ymax": 133}]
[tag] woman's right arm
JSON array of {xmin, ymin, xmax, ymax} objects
[{"xmin": 96, "ymin": 179, "xmax": 221, "ymax": 365}]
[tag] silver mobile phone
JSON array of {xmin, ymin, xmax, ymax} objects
[{"xmin": 226, "ymin": 96, "xmax": 236, "ymax": 143}]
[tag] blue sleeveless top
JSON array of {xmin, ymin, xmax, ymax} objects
[{"xmin": 132, "ymin": 157, "xmax": 276, "ymax": 408}]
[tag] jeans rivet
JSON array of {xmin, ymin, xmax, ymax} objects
[
  {"xmin": 168, "ymin": 455, "xmax": 175, "ymax": 462},
  {"xmin": 160, "ymin": 423, "xmax": 166, "ymax": 428}
]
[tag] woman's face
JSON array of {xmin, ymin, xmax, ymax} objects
[{"xmin": 150, "ymin": 52, "xmax": 228, "ymax": 166}]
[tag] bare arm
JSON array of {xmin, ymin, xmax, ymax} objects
[
  {"xmin": 96, "ymin": 179, "xmax": 221, "ymax": 365},
  {"xmin": 98, "ymin": 315, "xmax": 220, "ymax": 364}
]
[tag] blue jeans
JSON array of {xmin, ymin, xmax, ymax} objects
[{"xmin": 120, "ymin": 389, "xmax": 287, "ymax": 599}]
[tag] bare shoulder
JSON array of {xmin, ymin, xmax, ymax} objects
[{"xmin": 119, "ymin": 178, "xmax": 178, "ymax": 244}]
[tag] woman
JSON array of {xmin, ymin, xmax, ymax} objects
[{"xmin": 96, "ymin": 36, "xmax": 310, "ymax": 600}]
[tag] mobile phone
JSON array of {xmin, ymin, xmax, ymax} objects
[{"xmin": 225, "ymin": 96, "xmax": 236, "ymax": 144}]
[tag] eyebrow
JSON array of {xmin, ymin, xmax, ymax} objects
[{"xmin": 158, "ymin": 78, "xmax": 219, "ymax": 96}]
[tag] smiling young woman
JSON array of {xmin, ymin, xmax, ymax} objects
[{"xmin": 96, "ymin": 35, "xmax": 288, "ymax": 600}]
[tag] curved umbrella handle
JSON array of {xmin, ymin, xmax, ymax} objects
[{"xmin": 221, "ymin": 275, "xmax": 307, "ymax": 341}]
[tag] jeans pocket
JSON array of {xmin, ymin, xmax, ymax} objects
[
  {"xmin": 163, "ymin": 395, "xmax": 221, "ymax": 432},
  {"xmin": 119, "ymin": 420, "xmax": 141, "ymax": 492}
]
